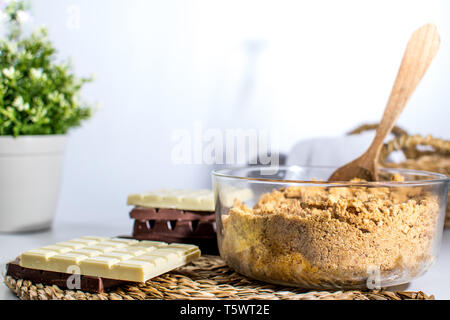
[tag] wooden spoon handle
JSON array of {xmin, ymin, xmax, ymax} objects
[{"xmin": 368, "ymin": 23, "xmax": 440, "ymax": 159}]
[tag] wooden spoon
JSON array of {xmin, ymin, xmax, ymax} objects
[{"xmin": 329, "ymin": 23, "xmax": 440, "ymax": 182}]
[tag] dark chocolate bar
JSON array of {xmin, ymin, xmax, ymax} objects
[
  {"xmin": 130, "ymin": 207, "xmax": 214, "ymax": 221},
  {"xmin": 127, "ymin": 207, "xmax": 219, "ymax": 255},
  {"xmin": 6, "ymin": 259, "xmax": 128, "ymax": 293}
]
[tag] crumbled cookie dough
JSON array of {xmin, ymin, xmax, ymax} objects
[{"xmin": 219, "ymin": 176, "xmax": 441, "ymax": 289}]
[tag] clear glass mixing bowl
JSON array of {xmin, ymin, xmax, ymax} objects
[{"xmin": 212, "ymin": 166, "xmax": 449, "ymax": 289}]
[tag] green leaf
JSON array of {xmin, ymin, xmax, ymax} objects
[{"xmin": 0, "ymin": 1, "xmax": 93, "ymax": 137}]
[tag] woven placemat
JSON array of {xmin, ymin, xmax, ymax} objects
[{"xmin": 5, "ymin": 255, "xmax": 434, "ymax": 300}]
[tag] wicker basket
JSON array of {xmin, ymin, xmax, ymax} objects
[
  {"xmin": 4, "ymin": 256, "xmax": 435, "ymax": 300},
  {"xmin": 349, "ymin": 124, "xmax": 450, "ymax": 227}
]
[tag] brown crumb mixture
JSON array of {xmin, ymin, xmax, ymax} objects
[{"xmin": 219, "ymin": 176, "xmax": 441, "ymax": 289}]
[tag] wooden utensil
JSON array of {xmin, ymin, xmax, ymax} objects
[{"xmin": 329, "ymin": 23, "xmax": 440, "ymax": 182}]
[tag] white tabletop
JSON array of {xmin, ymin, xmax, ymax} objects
[{"xmin": 1, "ymin": 219, "xmax": 449, "ymax": 300}]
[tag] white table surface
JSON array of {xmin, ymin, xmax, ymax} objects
[{"xmin": 1, "ymin": 218, "xmax": 449, "ymax": 300}]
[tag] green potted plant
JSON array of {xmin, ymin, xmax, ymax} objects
[{"xmin": 0, "ymin": 1, "xmax": 93, "ymax": 232}]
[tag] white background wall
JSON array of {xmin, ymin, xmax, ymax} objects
[{"xmin": 27, "ymin": 0, "xmax": 449, "ymax": 224}]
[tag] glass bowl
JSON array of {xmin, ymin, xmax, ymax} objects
[{"xmin": 212, "ymin": 166, "xmax": 449, "ymax": 290}]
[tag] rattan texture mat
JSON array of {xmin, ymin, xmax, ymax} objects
[{"xmin": 4, "ymin": 255, "xmax": 434, "ymax": 300}]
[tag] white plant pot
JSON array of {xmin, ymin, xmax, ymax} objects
[{"xmin": 0, "ymin": 135, "xmax": 67, "ymax": 233}]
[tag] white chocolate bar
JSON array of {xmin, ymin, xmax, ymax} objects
[
  {"xmin": 20, "ymin": 237, "xmax": 201, "ymax": 282},
  {"xmin": 218, "ymin": 186, "xmax": 254, "ymax": 207},
  {"xmin": 127, "ymin": 189, "xmax": 214, "ymax": 211}
]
